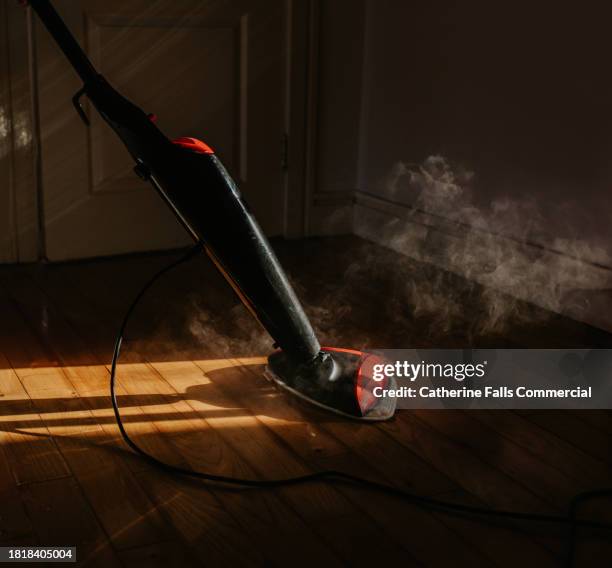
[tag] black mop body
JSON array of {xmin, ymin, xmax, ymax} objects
[
  {"xmin": 27, "ymin": 0, "xmax": 394, "ymax": 423},
  {"xmin": 27, "ymin": 2, "xmax": 612, "ymax": 562}
]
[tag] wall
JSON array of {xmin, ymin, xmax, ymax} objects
[
  {"xmin": 0, "ymin": 3, "xmax": 39, "ymax": 263},
  {"xmin": 308, "ymin": 0, "xmax": 365, "ymax": 234},
  {"xmin": 353, "ymin": 0, "xmax": 612, "ymax": 331},
  {"xmin": 358, "ymin": 0, "xmax": 612, "ymax": 243}
]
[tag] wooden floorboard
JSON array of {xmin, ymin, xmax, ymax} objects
[
  {"xmin": 0, "ymin": 268, "xmax": 334, "ymax": 567},
  {"xmin": 232, "ymin": 360, "xmax": 564, "ymax": 566},
  {"xmin": 0, "ymin": 236, "xmax": 610, "ymax": 566},
  {"xmin": 2, "ymin": 259, "xmax": 354, "ymax": 566},
  {"xmin": 0, "ymin": 444, "xmax": 34, "ymax": 542}
]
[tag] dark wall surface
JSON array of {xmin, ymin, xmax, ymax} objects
[{"xmin": 359, "ymin": 0, "xmax": 612, "ymax": 255}]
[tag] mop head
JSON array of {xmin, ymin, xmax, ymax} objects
[{"xmin": 265, "ymin": 347, "xmax": 397, "ymax": 421}]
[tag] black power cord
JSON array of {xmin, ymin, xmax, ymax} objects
[{"xmin": 110, "ymin": 244, "xmax": 612, "ymax": 566}]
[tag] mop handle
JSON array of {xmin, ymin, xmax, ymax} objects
[
  {"xmin": 25, "ymin": 0, "xmax": 322, "ymax": 366},
  {"xmin": 27, "ymin": 0, "xmax": 99, "ymax": 84}
]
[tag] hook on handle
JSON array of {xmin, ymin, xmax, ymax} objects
[{"xmin": 72, "ymin": 86, "xmax": 90, "ymax": 126}]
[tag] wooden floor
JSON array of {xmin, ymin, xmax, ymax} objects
[{"xmin": 0, "ymin": 235, "xmax": 610, "ymax": 567}]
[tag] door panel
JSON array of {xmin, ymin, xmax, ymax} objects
[{"xmin": 36, "ymin": 0, "xmax": 285, "ymax": 261}]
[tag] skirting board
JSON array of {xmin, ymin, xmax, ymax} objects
[
  {"xmin": 308, "ymin": 191, "xmax": 354, "ymax": 236},
  {"xmin": 354, "ymin": 192, "xmax": 612, "ymax": 334}
]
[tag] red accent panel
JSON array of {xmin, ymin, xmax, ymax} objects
[
  {"xmin": 321, "ymin": 346, "xmax": 363, "ymax": 357},
  {"xmin": 322, "ymin": 347, "xmax": 378, "ymax": 414},
  {"xmin": 172, "ymin": 136, "xmax": 214, "ymax": 154},
  {"xmin": 356, "ymin": 352, "xmax": 386, "ymax": 414}
]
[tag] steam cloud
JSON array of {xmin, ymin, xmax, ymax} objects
[
  {"xmin": 128, "ymin": 155, "xmax": 612, "ymax": 363},
  {"xmin": 357, "ymin": 155, "xmax": 612, "ymax": 336}
]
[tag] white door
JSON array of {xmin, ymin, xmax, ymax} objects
[{"xmin": 35, "ymin": 0, "xmax": 287, "ymax": 261}]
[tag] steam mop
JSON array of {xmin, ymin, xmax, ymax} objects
[
  {"xmin": 27, "ymin": 0, "xmax": 396, "ymax": 421},
  {"xmin": 21, "ymin": 6, "xmax": 612, "ymax": 560}
]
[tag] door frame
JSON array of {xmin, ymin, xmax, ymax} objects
[
  {"xmin": 1, "ymin": 0, "xmax": 319, "ymax": 262},
  {"xmin": 283, "ymin": 0, "xmax": 319, "ymax": 238},
  {"xmin": 0, "ymin": 0, "xmax": 41, "ymax": 263}
]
